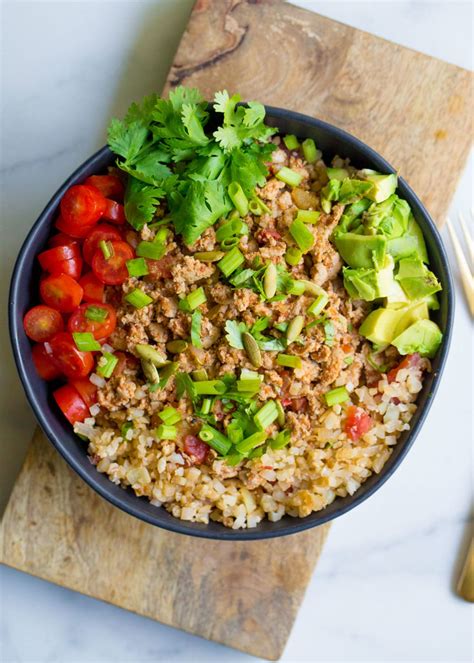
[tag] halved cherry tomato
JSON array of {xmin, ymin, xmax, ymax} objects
[
  {"xmin": 60, "ymin": 185, "xmax": 107, "ymax": 234},
  {"xmin": 344, "ymin": 405, "xmax": 373, "ymax": 442},
  {"xmin": 31, "ymin": 343, "xmax": 62, "ymax": 380},
  {"xmin": 23, "ymin": 305, "xmax": 64, "ymax": 342},
  {"xmin": 53, "ymin": 384, "xmax": 89, "ymax": 424},
  {"xmin": 84, "ymin": 174, "xmax": 124, "ymax": 200},
  {"xmin": 79, "ymin": 272, "xmax": 105, "ymax": 303},
  {"xmin": 67, "ymin": 303, "xmax": 116, "ymax": 340},
  {"xmin": 38, "ymin": 244, "xmax": 83, "ymax": 279},
  {"xmin": 56, "ymin": 214, "xmax": 92, "ymax": 239},
  {"xmin": 40, "ymin": 274, "xmax": 83, "ymax": 313},
  {"xmin": 49, "ymin": 332, "xmax": 94, "ymax": 378},
  {"xmin": 387, "ymin": 353, "xmax": 421, "ymax": 383},
  {"xmin": 82, "ymin": 224, "xmax": 122, "ymax": 265},
  {"xmin": 102, "ymin": 199, "xmax": 126, "ymax": 225},
  {"xmin": 145, "ymin": 255, "xmax": 174, "ymax": 280},
  {"xmin": 183, "ymin": 435, "xmax": 210, "ymax": 465},
  {"xmin": 92, "ymin": 240, "xmax": 134, "ymax": 285},
  {"xmin": 48, "ymin": 232, "xmax": 78, "ymax": 248},
  {"xmin": 69, "ymin": 377, "xmax": 97, "ymax": 408}
]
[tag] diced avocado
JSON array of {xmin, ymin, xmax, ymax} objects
[
  {"xmin": 384, "ymin": 278, "xmax": 409, "ymax": 305},
  {"xmin": 396, "ymin": 257, "xmax": 426, "ymax": 279},
  {"xmin": 392, "ymin": 319, "xmax": 443, "ymax": 358},
  {"xmin": 326, "ymin": 167, "xmax": 349, "ymax": 181},
  {"xmin": 338, "ymin": 179, "xmax": 374, "ymax": 204},
  {"xmin": 335, "ymin": 198, "xmax": 372, "ymax": 237},
  {"xmin": 335, "ymin": 232, "xmax": 386, "ymax": 269},
  {"xmin": 343, "ymin": 267, "xmax": 378, "ymax": 300},
  {"xmin": 396, "ymin": 257, "xmax": 441, "ymax": 300},
  {"xmin": 364, "ymin": 195, "xmax": 410, "ymax": 239},
  {"xmin": 360, "ymin": 169, "xmax": 398, "ymax": 203},
  {"xmin": 387, "ymin": 215, "xmax": 428, "ymax": 264},
  {"xmin": 393, "ymin": 301, "xmax": 429, "ymax": 338},
  {"xmin": 359, "ymin": 308, "xmax": 405, "ymax": 346},
  {"xmin": 424, "ymin": 292, "xmax": 440, "ymax": 310}
]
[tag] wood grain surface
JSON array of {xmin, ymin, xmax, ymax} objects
[{"xmin": 1, "ymin": 1, "xmax": 472, "ymax": 660}]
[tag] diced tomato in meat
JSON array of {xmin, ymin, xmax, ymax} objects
[
  {"xmin": 145, "ymin": 255, "xmax": 174, "ymax": 280},
  {"xmin": 69, "ymin": 377, "xmax": 97, "ymax": 408},
  {"xmin": 84, "ymin": 174, "xmax": 124, "ymax": 200},
  {"xmin": 59, "ymin": 184, "xmax": 107, "ymax": 235},
  {"xmin": 67, "ymin": 303, "xmax": 116, "ymax": 341},
  {"xmin": 92, "ymin": 240, "xmax": 134, "ymax": 285},
  {"xmin": 102, "ymin": 199, "xmax": 126, "ymax": 225},
  {"xmin": 79, "ymin": 272, "xmax": 105, "ymax": 303},
  {"xmin": 256, "ymin": 228, "xmax": 282, "ymax": 244},
  {"xmin": 48, "ymin": 232, "xmax": 78, "ymax": 249},
  {"xmin": 31, "ymin": 343, "xmax": 62, "ymax": 380},
  {"xmin": 387, "ymin": 353, "xmax": 421, "ymax": 383},
  {"xmin": 53, "ymin": 384, "xmax": 89, "ymax": 424},
  {"xmin": 38, "ymin": 243, "xmax": 83, "ymax": 279},
  {"xmin": 82, "ymin": 224, "xmax": 122, "ymax": 265},
  {"xmin": 344, "ymin": 405, "xmax": 373, "ymax": 441},
  {"xmin": 40, "ymin": 274, "xmax": 83, "ymax": 313},
  {"xmin": 49, "ymin": 332, "xmax": 94, "ymax": 378},
  {"xmin": 23, "ymin": 305, "xmax": 64, "ymax": 342},
  {"xmin": 183, "ymin": 435, "xmax": 210, "ymax": 465},
  {"xmin": 281, "ymin": 396, "xmax": 308, "ymax": 413},
  {"xmin": 111, "ymin": 351, "xmax": 139, "ymax": 376}
]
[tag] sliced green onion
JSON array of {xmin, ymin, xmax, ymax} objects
[
  {"xmin": 285, "ymin": 247, "xmax": 303, "ymax": 266},
  {"xmin": 276, "ymin": 166, "xmax": 303, "ymax": 188},
  {"xmin": 228, "ymin": 181, "xmax": 249, "ymax": 217},
  {"xmin": 287, "ymin": 280, "xmax": 306, "ymax": 296},
  {"xmin": 270, "ymin": 429, "xmax": 291, "ymax": 450},
  {"xmin": 324, "ymin": 321, "xmax": 335, "ymax": 347},
  {"xmin": 155, "ymin": 424, "xmax": 177, "ymax": 440},
  {"xmin": 158, "ymin": 361, "xmax": 178, "ymax": 388},
  {"xmin": 194, "ymin": 251, "xmax": 225, "ymax": 262},
  {"xmin": 248, "ymin": 446, "xmax": 265, "ymax": 459},
  {"xmin": 220, "ymin": 236, "xmax": 240, "ymax": 250},
  {"xmin": 344, "ymin": 356, "xmax": 354, "ymax": 366},
  {"xmin": 254, "ymin": 400, "xmax": 278, "ymax": 430},
  {"xmin": 226, "ymin": 452, "xmax": 245, "ymax": 466},
  {"xmin": 97, "ymin": 352, "xmax": 118, "ymax": 378},
  {"xmin": 241, "ymin": 369, "xmax": 261, "ymax": 380},
  {"xmin": 283, "ymin": 134, "xmax": 300, "ymax": 150},
  {"xmin": 217, "ymin": 246, "xmax": 244, "ymax": 277},
  {"xmin": 236, "ymin": 379, "xmax": 262, "ymax": 393},
  {"xmin": 84, "ymin": 305, "xmax": 108, "ymax": 322},
  {"xmin": 302, "ymin": 138, "xmax": 318, "ymax": 163},
  {"xmin": 275, "ymin": 399, "xmax": 285, "ymax": 426},
  {"xmin": 308, "ymin": 292, "xmax": 329, "ymax": 317},
  {"xmin": 158, "ymin": 406, "xmax": 181, "ymax": 426},
  {"xmin": 251, "ymin": 196, "xmax": 271, "ymax": 214},
  {"xmin": 136, "ymin": 241, "xmax": 166, "ymax": 261},
  {"xmin": 248, "ymin": 200, "xmax": 263, "ymax": 216},
  {"xmin": 277, "ymin": 354, "xmax": 302, "ymax": 369},
  {"xmin": 186, "ymin": 287, "xmax": 207, "ymax": 311},
  {"xmin": 191, "ymin": 369, "xmax": 208, "ymax": 381},
  {"xmin": 72, "ymin": 332, "xmax": 101, "ymax": 352},
  {"xmin": 236, "ymin": 431, "xmax": 267, "ymax": 454},
  {"xmin": 216, "ymin": 221, "xmax": 236, "ymax": 242},
  {"xmin": 190, "ymin": 310, "xmax": 202, "ymax": 348},
  {"xmin": 200, "ymin": 398, "xmax": 212, "ymax": 415},
  {"xmin": 120, "ymin": 422, "xmax": 133, "ymax": 438},
  {"xmin": 296, "ymin": 209, "xmax": 320, "ymax": 224},
  {"xmin": 154, "ymin": 227, "xmax": 170, "ymax": 244},
  {"xmin": 124, "ymin": 289, "xmax": 153, "ymax": 308},
  {"xmin": 99, "ymin": 239, "xmax": 114, "ymax": 260},
  {"xmin": 198, "ymin": 424, "xmax": 232, "ymax": 455},
  {"xmin": 289, "ymin": 219, "xmax": 315, "ymax": 253},
  {"xmin": 126, "ymin": 257, "xmax": 149, "ymax": 278},
  {"xmin": 324, "ymin": 386, "xmax": 349, "ymax": 407},
  {"xmin": 193, "ymin": 380, "xmax": 226, "ymax": 395},
  {"xmin": 226, "ymin": 420, "xmax": 244, "ymax": 444}
]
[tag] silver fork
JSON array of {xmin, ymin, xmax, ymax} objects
[{"xmin": 446, "ymin": 210, "xmax": 474, "ymax": 316}]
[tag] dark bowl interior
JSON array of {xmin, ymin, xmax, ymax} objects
[{"xmin": 9, "ymin": 107, "xmax": 453, "ymax": 540}]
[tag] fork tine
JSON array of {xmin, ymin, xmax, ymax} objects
[
  {"xmin": 459, "ymin": 212, "xmax": 473, "ymax": 264},
  {"xmin": 446, "ymin": 217, "xmax": 474, "ymax": 316}
]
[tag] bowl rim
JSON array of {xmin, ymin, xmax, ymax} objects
[{"xmin": 9, "ymin": 105, "xmax": 454, "ymax": 540}]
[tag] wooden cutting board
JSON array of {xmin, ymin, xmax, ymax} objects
[{"xmin": 1, "ymin": 1, "xmax": 471, "ymax": 660}]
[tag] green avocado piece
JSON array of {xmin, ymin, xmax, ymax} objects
[
  {"xmin": 424, "ymin": 292, "xmax": 440, "ymax": 310},
  {"xmin": 393, "ymin": 301, "xmax": 429, "ymax": 338},
  {"xmin": 335, "ymin": 198, "xmax": 372, "ymax": 237},
  {"xmin": 360, "ymin": 169, "xmax": 398, "ymax": 203},
  {"xmin": 343, "ymin": 267, "xmax": 378, "ymax": 300},
  {"xmin": 326, "ymin": 167, "xmax": 349, "ymax": 181},
  {"xmin": 335, "ymin": 232, "xmax": 386, "ymax": 269},
  {"xmin": 396, "ymin": 257, "xmax": 441, "ymax": 299},
  {"xmin": 359, "ymin": 308, "xmax": 404, "ymax": 345},
  {"xmin": 338, "ymin": 179, "xmax": 374, "ymax": 204},
  {"xmin": 387, "ymin": 215, "xmax": 428, "ymax": 264},
  {"xmin": 364, "ymin": 195, "xmax": 410, "ymax": 239},
  {"xmin": 392, "ymin": 319, "xmax": 443, "ymax": 358}
]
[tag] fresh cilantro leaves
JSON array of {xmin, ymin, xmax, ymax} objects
[{"xmin": 224, "ymin": 317, "xmax": 286, "ymax": 352}]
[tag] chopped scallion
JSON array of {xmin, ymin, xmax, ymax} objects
[
  {"xmin": 198, "ymin": 424, "xmax": 232, "ymax": 455},
  {"xmin": 136, "ymin": 241, "xmax": 166, "ymax": 261},
  {"xmin": 84, "ymin": 305, "xmax": 108, "ymax": 322},
  {"xmin": 155, "ymin": 424, "xmax": 177, "ymax": 440},
  {"xmin": 289, "ymin": 219, "xmax": 315, "ymax": 253},
  {"xmin": 270, "ymin": 429, "xmax": 291, "ymax": 450},
  {"xmin": 302, "ymin": 138, "xmax": 318, "ymax": 163},
  {"xmin": 190, "ymin": 310, "xmax": 202, "ymax": 348},
  {"xmin": 193, "ymin": 380, "xmax": 226, "ymax": 395},
  {"xmin": 186, "ymin": 286, "xmax": 207, "ymax": 311},
  {"xmin": 277, "ymin": 354, "xmax": 302, "ymax": 369},
  {"xmin": 158, "ymin": 406, "xmax": 181, "ymax": 426},
  {"xmin": 275, "ymin": 166, "xmax": 303, "ymax": 188},
  {"xmin": 226, "ymin": 452, "xmax": 245, "ymax": 466},
  {"xmin": 200, "ymin": 398, "xmax": 212, "ymax": 415},
  {"xmin": 72, "ymin": 332, "xmax": 101, "ymax": 352},
  {"xmin": 97, "ymin": 352, "xmax": 118, "ymax": 378},
  {"xmin": 228, "ymin": 181, "xmax": 249, "ymax": 217},
  {"xmin": 324, "ymin": 386, "xmax": 349, "ymax": 407},
  {"xmin": 220, "ymin": 236, "xmax": 240, "ymax": 250},
  {"xmin": 295, "ymin": 209, "xmax": 320, "ymax": 224},
  {"xmin": 99, "ymin": 239, "xmax": 114, "ymax": 260},
  {"xmin": 217, "ymin": 246, "xmax": 244, "ymax": 277},
  {"xmin": 125, "ymin": 289, "xmax": 153, "ymax": 308},
  {"xmin": 236, "ymin": 379, "xmax": 262, "ymax": 393},
  {"xmin": 287, "ymin": 280, "xmax": 306, "ymax": 296},
  {"xmin": 235, "ymin": 431, "xmax": 267, "ymax": 454},
  {"xmin": 126, "ymin": 257, "xmax": 149, "ymax": 278},
  {"xmin": 283, "ymin": 134, "xmax": 300, "ymax": 150},
  {"xmin": 308, "ymin": 292, "xmax": 329, "ymax": 317},
  {"xmin": 285, "ymin": 247, "xmax": 303, "ymax": 266},
  {"xmin": 254, "ymin": 400, "xmax": 278, "ymax": 430},
  {"xmin": 344, "ymin": 356, "xmax": 354, "ymax": 366}
]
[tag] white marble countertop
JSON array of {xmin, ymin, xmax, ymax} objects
[{"xmin": 1, "ymin": 1, "xmax": 472, "ymax": 661}]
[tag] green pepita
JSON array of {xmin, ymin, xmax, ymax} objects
[
  {"xmin": 141, "ymin": 358, "xmax": 159, "ymax": 384},
  {"xmin": 275, "ymin": 399, "xmax": 286, "ymax": 427},
  {"xmin": 263, "ymin": 262, "xmax": 277, "ymax": 299},
  {"xmin": 286, "ymin": 315, "xmax": 305, "ymax": 344},
  {"xmin": 166, "ymin": 339, "xmax": 189, "ymax": 353},
  {"xmin": 135, "ymin": 344, "xmax": 168, "ymax": 366},
  {"xmin": 242, "ymin": 332, "xmax": 262, "ymax": 368},
  {"xmin": 194, "ymin": 251, "xmax": 225, "ymax": 262},
  {"xmin": 191, "ymin": 369, "xmax": 208, "ymax": 381},
  {"xmin": 301, "ymin": 280, "xmax": 326, "ymax": 297}
]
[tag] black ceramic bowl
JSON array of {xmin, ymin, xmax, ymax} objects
[{"xmin": 9, "ymin": 107, "xmax": 453, "ymax": 540}]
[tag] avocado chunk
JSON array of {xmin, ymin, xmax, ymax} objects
[
  {"xmin": 393, "ymin": 301, "xmax": 429, "ymax": 338},
  {"xmin": 360, "ymin": 169, "xmax": 398, "ymax": 203},
  {"xmin": 424, "ymin": 292, "xmax": 440, "ymax": 310},
  {"xmin": 359, "ymin": 308, "xmax": 404, "ymax": 345},
  {"xmin": 343, "ymin": 267, "xmax": 378, "ymax": 300},
  {"xmin": 387, "ymin": 214, "xmax": 428, "ymax": 263},
  {"xmin": 326, "ymin": 167, "xmax": 349, "ymax": 181},
  {"xmin": 364, "ymin": 194, "xmax": 410, "ymax": 239},
  {"xmin": 338, "ymin": 179, "xmax": 374, "ymax": 204},
  {"xmin": 392, "ymin": 319, "xmax": 443, "ymax": 358},
  {"xmin": 335, "ymin": 232, "xmax": 386, "ymax": 269},
  {"xmin": 396, "ymin": 257, "xmax": 441, "ymax": 299}
]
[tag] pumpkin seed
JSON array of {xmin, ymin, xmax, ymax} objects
[
  {"xmin": 194, "ymin": 251, "xmax": 225, "ymax": 262},
  {"xmin": 263, "ymin": 262, "xmax": 277, "ymax": 298},
  {"xmin": 191, "ymin": 369, "xmax": 208, "ymax": 381},
  {"xmin": 141, "ymin": 358, "xmax": 159, "ymax": 384},
  {"xmin": 275, "ymin": 399, "xmax": 286, "ymax": 427},
  {"xmin": 301, "ymin": 280, "xmax": 326, "ymax": 297},
  {"xmin": 135, "ymin": 343, "xmax": 168, "ymax": 366},
  {"xmin": 166, "ymin": 339, "xmax": 188, "ymax": 353},
  {"xmin": 286, "ymin": 315, "xmax": 305, "ymax": 344},
  {"xmin": 242, "ymin": 332, "xmax": 262, "ymax": 368}
]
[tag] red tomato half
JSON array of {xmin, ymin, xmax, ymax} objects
[
  {"xmin": 69, "ymin": 377, "xmax": 97, "ymax": 408},
  {"xmin": 31, "ymin": 343, "xmax": 62, "ymax": 380},
  {"xmin": 48, "ymin": 232, "xmax": 78, "ymax": 249},
  {"xmin": 345, "ymin": 405, "xmax": 373, "ymax": 442},
  {"xmin": 60, "ymin": 185, "xmax": 106, "ymax": 234},
  {"xmin": 23, "ymin": 305, "xmax": 64, "ymax": 342},
  {"xmin": 92, "ymin": 240, "xmax": 134, "ymax": 285},
  {"xmin": 40, "ymin": 274, "xmax": 83, "ymax": 313},
  {"xmin": 67, "ymin": 303, "xmax": 116, "ymax": 340},
  {"xmin": 183, "ymin": 435, "xmax": 210, "ymax": 465},
  {"xmin": 56, "ymin": 214, "xmax": 92, "ymax": 239},
  {"xmin": 38, "ymin": 244, "xmax": 83, "ymax": 279},
  {"xmin": 53, "ymin": 384, "xmax": 89, "ymax": 424},
  {"xmin": 387, "ymin": 353, "xmax": 421, "ymax": 383},
  {"xmin": 145, "ymin": 255, "xmax": 174, "ymax": 280},
  {"xmin": 49, "ymin": 332, "xmax": 94, "ymax": 379},
  {"xmin": 84, "ymin": 175, "xmax": 124, "ymax": 200},
  {"xmin": 79, "ymin": 272, "xmax": 105, "ymax": 303},
  {"xmin": 82, "ymin": 224, "xmax": 122, "ymax": 265},
  {"xmin": 102, "ymin": 199, "xmax": 126, "ymax": 225}
]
